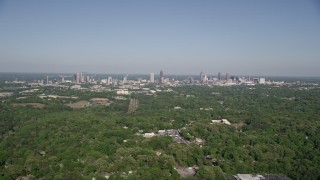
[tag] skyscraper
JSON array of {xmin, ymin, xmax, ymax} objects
[
  {"xmin": 226, "ymin": 73, "xmax": 230, "ymax": 81},
  {"xmin": 150, "ymin": 73, "xmax": 154, "ymax": 83},
  {"xmin": 160, "ymin": 70, "xmax": 164, "ymax": 83},
  {"xmin": 80, "ymin": 73, "xmax": 85, "ymax": 83},
  {"xmin": 76, "ymin": 73, "xmax": 80, "ymax": 84},
  {"xmin": 73, "ymin": 74, "xmax": 76, "ymax": 83},
  {"xmin": 218, "ymin": 72, "xmax": 221, "ymax": 81},
  {"xmin": 200, "ymin": 72, "xmax": 204, "ymax": 82}
]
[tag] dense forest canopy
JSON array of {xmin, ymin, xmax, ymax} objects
[{"xmin": 0, "ymin": 80, "xmax": 320, "ymax": 179}]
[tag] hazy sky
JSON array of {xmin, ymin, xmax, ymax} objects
[{"xmin": 0, "ymin": 0, "xmax": 320, "ymax": 76}]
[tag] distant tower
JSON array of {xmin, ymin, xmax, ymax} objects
[
  {"xmin": 218, "ymin": 72, "xmax": 221, "ymax": 81},
  {"xmin": 80, "ymin": 73, "xmax": 85, "ymax": 83},
  {"xmin": 150, "ymin": 73, "xmax": 155, "ymax": 83},
  {"xmin": 76, "ymin": 73, "xmax": 80, "ymax": 84},
  {"xmin": 160, "ymin": 70, "xmax": 164, "ymax": 83},
  {"xmin": 200, "ymin": 72, "xmax": 204, "ymax": 82},
  {"xmin": 46, "ymin": 75, "xmax": 49, "ymax": 84},
  {"xmin": 226, "ymin": 73, "xmax": 230, "ymax": 81},
  {"xmin": 73, "ymin": 73, "xmax": 81, "ymax": 84}
]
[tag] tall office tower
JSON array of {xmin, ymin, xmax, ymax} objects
[
  {"xmin": 226, "ymin": 73, "xmax": 230, "ymax": 81},
  {"xmin": 247, "ymin": 75, "xmax": 251, "ymax": 81},
  {"xmin": 76, "ymin": 73, "xmax": 80, "ymax": 84},
  {"xmin": 61, "ymin": 77, "xmax": 65, "ymax": 83},
  {"xmin": 200, "ymin": 72, "xmax": 204, "ymax": 82},
  {"xmin": 80, "ymin": 73, "xmax": 85, "ymax": 83},
  {"xmin": 218, "ymin": 72, "xmax": 221, "ymax": 81},
  {"xmin": 150, "ymin": 73, "xmax": 155, "ymax": 83},
  {"xmin": 46, "ymin": 75, "xmax": 49, "ymax": 84},
  {"xmin": 160, "ymin": 70, "xmax": 164, "ymax": 83}
]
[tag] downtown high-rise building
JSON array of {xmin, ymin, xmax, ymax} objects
[
  {"xmin": 200, "ymin": 72, "xmax": 204, "ymax": 82},
  {"xmin": 226, "ymin": 73, "xmax": 230, "ymax": 81},
  {"xmin": 73, "ymin": 73, "xmax": 79, "ymax": 83},
  {"xmin": 160, "ymin": 70, "xmax": 164, "ymax": 83},
  {"xmin": 76, "ymin": 73, "xmax": 81, "ymax": 84},
  {"xmin": 218, "ymin": 72, "xmax": 221, "ymax": 81},
  {"xmin": 150, "ymin": 73, "xmax": 154, "ymax": 83}
]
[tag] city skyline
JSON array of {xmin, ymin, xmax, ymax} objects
[{"xmin": 1, "ymin": 1, "xmax": 320, "ymax": 76}]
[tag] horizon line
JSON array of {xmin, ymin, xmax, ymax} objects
[{"xmin": 0, "ymin": 71, "xmax": 320, "ymax": 78}]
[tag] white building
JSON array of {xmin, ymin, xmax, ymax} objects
[
  {"xmin": 143, "ymin": 132, "xmax": 155, "ymax": 138},
  {"xmin": 259, "ymin": 78, "xmax": 266, "ymax": 84},
  {"xmin": 101, "ymin": 79, "xmax": 108, "ymax": 84},
  {"xmin": 202, "ymin": 75, "xmax": 208, "ymax": 83},
  {"xmin": 222, "ymin": 119, "xmax": 231, "ymax": 125},
  {"xmin": 70, "ymin": 85, "xmax": 81, "ymax": 90},
  {"xmin": 150, "ymin": 73, "xmax": 155, "ymax": 83},
  {"xmin": 211, "ymin": 119, "xmax": 231, "ymax": 125},
  {"xmin": 107, "ymin": 76, "xmax": 113, "ymax": 84},
  {"xmin": 116, "ymin": 89, "xmax": 129, "ymax": 95},
  {"xmin": 211, "ymin": 120, "xmax": 222, "ymax": 124}
]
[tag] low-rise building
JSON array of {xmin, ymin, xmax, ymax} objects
[
  {"xmin": 195, "ymin": 138, "xmax": 204, "ymax": 145},
  {"xmin": 233, "ymin": 174, "xmax": 291, "ymax": 180},
  {"xmin": 0, "ymin": 92, "xmax": 14, "ymax": 98},
  {"xmin": 116, "ymin": 89, "xmax": 129, "ymax": 95},
  {"xmin": 175, "ymin": 166, "xmax": 199, "ymax": 178},
  {"xmin": 222, "ymin": 119, "xmax": 231, "ymax": 125},
  {"xmin": 143, "ymin": 132, "xmax": 155, "ymax": 138},
  {"xmin": 211, "ymin": 119, "xmax": 231, "ymax": 125}
]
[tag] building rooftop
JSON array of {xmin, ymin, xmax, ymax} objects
[{"xmin": 233, "ymin": 174, "xmax": 291, "ymax": 180}]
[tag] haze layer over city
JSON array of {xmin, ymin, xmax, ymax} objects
[
  {"xmin": 1, "ymin": 1, "xmax": 320, "ymax": 180},
  {"xmin": 1, "ymin": 0, "xmax": 320, "ymax": 76}
]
